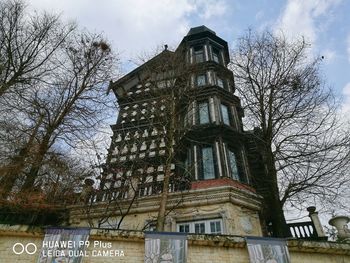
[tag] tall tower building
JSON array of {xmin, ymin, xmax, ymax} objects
[{"xmin": 84, "ymin": 26, "xmax": 264, "ymax": 236}]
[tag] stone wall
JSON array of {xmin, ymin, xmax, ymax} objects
[
  {"xmin": 70, "ymin": 185, "xmax": 263, "ymax": 236},
  {"xmin": 1, "ymin": 224, "xmax": 349, "ymax": 263}
]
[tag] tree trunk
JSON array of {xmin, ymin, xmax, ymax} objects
[
  {"xmin": 21, "ymin": 133, "xmax": 51, "ymax": 192},
  {"xmin": 264, "ymin": 146, "xmax": 291, "ymax": 237},
  {"xmin": 156, "ymin": 94, "xmax": 176, "ymax": 231},
  {"xmin": 156, "ymin": 164, "xmax": 171, "ymax": 231},
  {"xmin": 0, "ymin": 116, "xmax": 43, "ymax": 197},
  {"xmin": 0, "ymin": 149, "xmax": 27, "ymax": 198}
]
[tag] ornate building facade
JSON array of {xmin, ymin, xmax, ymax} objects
[{"xmin": 72, "ymin": 26, "xmax": 264, "ymax": 236}]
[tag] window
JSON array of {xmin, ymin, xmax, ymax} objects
[
  {"xmin": 179, "ymin": 224, "xmax": 190, "ymax": 233},
  {"xmin": 178, "ymin": 219, "xmax": 223, "ymax": 234},
  {"xmin": 195, "ymin": 223, "xmax": 205, "ymax": 234},
  {"xmin": 220, "ymin": 104, "xmax": 230, "ymax": 125},
  {"xmin": 196, "ymin": 74, "xmax": 206, "ymax": 87},
  {"xmin": 210, "ymin": 221, "xmax": 222, "ymax": 234},
  {"xmin": 212, "ymin": 47, "xmax": 220, "ymax": 63},
  {"xmin": 198, "ymin": 102, "xmax": 210, "ymax": 124},
  {"xmin": 227, "ymin": 149, "xmax": 239, "ymax": 180},
  {"xmin": 217, "ymin": 77, "xmax": 224, "ymax": 89},
  {"xmin": 184, "ymin": 148, "xmax": 192, "ymax": 177},
  {"xmin": 201, "ymin": 146, "xmax": 215, "ymax": 179},
  {"xmin": 194, "ymin": 46, "xmax": 204, "ymax": 63}
]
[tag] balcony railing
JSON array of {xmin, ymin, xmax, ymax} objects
[{"xmin": 288, "ymin": 221, "xmax": 318, "ymax": 239}]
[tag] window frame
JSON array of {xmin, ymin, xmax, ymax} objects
[
  {"xmin": 196, "ymin": 73, "xmax": 207, "ymax": 87},
  {"xmin": 226, "ymin": 148, "xmax": 239, "ymax": 181},
  {"xmin": 197, "ymin": 101, "xmax": 211, "ymax": 124},
  {"xmin": 220, "ymin": 103, "xmax": 231, "ymax": 126},
  {"xmin": 193, "ymin": 45, "xmax": 205, "ymax": 63},
  {"xmin": 224, "ymin": 144, "xmax": 247, "ymax": 183},
  {"xmin": 212, "ymin": 47, "xmax": 221, "ymax": 64},
  {"xmin": 216, "ymin": 76, "xmax": 225, "ymax": 89},
  {"xmin": 177, "ymin": 219, "xmax": 223, "ymax": 234},
  {"xmin": 197, "ymin": 144, "xmax": 218, "ymax": 180}
]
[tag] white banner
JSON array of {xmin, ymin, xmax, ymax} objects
[
  {"xmin": 246, "ymin": 237, "xmax": 291, "ymax": 263},
  {"xmin": 145, "ymin": 232, "xmax": 187, "ymax": 263},
  {"xmin": 37, "ymin": 228, "xmax": 90, "ymax": 263}
]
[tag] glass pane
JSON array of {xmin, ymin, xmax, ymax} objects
[
  {"xmin": 194, "ymin": 46, "xmax": 204, "ymax": 63},
  {"xmin": 216, "ymin": 221, "xmax": 221, "ymax": 233},
  {"xmin": 212, "ymin": 48, "xmax": 220, "ymax": 63},
  {"xmin": 217, "ymin": 77, "xmax": 224, "ymax": 88},
  {"xmin": 228, "ymin": 150, "xmax": 239, "ymax": 180},
  {"xmin": 179, "ymin": 225, "xmax": 184, "ymax": 232},
  {"xmin": 184, "ymin": 149, "xmax": 191, "ymax": 178},
  {"xmin": 213, "ymin": 53, "xmax": 219, "ymax": 63},
  {"xmin": 210, "ymin": 222, "xmax": 215, "ymax": 233},
  {"xmin": 197, "ymin": 75, "xmax": 206, "ymax": 86},
  {"xmin": 179, "ymin": 224, "xmax": 189, "ymax": 233},
  {"xmin": 195, "ymin": 53, "xmax": 204, "ymax": 63},
  {"xmin": 210, "ymin": 221, "xmax": 222, "ymax": 234},
  {"xmin": 198, "ymin": 102, "xmax": 209, "ymax": 124},
  {"xmin": 195, "ymin": 223, "xmax": 205, "ymax": 234},
  {"xmin": 221, "ymin": 104, "xmax": 230, "ymax": 125},
  {"xmin": 202, "ymin": 147, "xmax": 215, "ymax": 179}
]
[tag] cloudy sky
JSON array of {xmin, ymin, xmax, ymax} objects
[
  {"xmin": 25, "ymin": 0, "xmax": 350, "ymax": 221},
  {"xmin": 27, "ymin": 0, "xmax": 350, "ymax": 111}
]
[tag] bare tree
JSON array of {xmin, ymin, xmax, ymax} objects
[
  {"xmin": 0, "ymin": 2, "xmax": 118, "ymax": 201},
  {"xmin": 230, "ymin": 30, "xmax": 350, "ymax": 237},
  {"xmin": 0, "ymin": 0, "xmax": 75, "ymax": 96},
  {"xmin": 141, "ymin": 48, "xmax": 193, "ymax": 231}
]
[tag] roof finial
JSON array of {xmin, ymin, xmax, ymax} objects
[{"xmin": 164, "ymin": 44, "xmax": 168, "ymax": 50}]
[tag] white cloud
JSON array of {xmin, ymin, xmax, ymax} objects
[
  {"xmin": 275, "ymin": 0, "xmax": 341, "ymax": 43},
  {"xmin": 322, "ymin": 49, "xmax": 337, "ymax": 63},
  {"xmin": 194, "ymin": 0, "xmax": 227, "ymax": 19},
  {"xmin": 343, "ymin": 83, "xmax": 350, "ymax": 96},
  {"xmin": 27, "ymin": 0, "xmax": 229, "ymax": 67},
  {"xmin": 255, "ymin": 10, "xmax": 264, "ymax": 21}
]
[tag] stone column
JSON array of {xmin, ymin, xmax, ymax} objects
[{"xmin": 307, "ymin": 206, "xmax": 326, "ymax": 237}]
